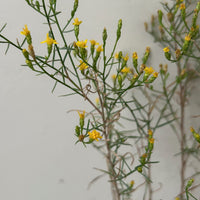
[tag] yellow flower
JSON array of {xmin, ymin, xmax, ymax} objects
[
  {"xmin": 149, "ymin": 138, "xmax": 155, "ymax": 144},
  {"xmin": 163, "ymin": 46, "xmax": 170, "ymax": 52},
  {"xmin": 41, "ymin": 33, "xmax": 58, "ymax": 45},
  {"xmin": 76, "ymin": 40, "xmax": 88, "ymax": 48},
  {"xmin": 190, "ymin": 127, "xmax": 195, "ymax": 133},
  {"xmin": 90, "ymin": 40, "xmax": 99, "ymax": 46},
  {"xmin": 121, "ymin": 67, "xmax": 131, "ymax": 73},
  {"xmin": 123, "ymin": 54, "xmax": 129, "ymax": 61},
  {"xmin": 78, "ymin": 110, "xmax": 85, "ymax": 119},
  {"xmin": 146, "ymin": 47, "xmax": 150, "ymax": 53},
  {"xmin": 96, "ymin": 45, "xmax": 103, "ymax": 52},
  {"xmin": 185, "ymin": 34, "xmax": 191, "ymax": 41},
  {"xmin": 73, "ymin": 18, "xmax": 82, "ymax": 26},
  {"xmin": 112, "ymin": 74, "xmax": 117, "ymax": 80},
  {"xmin": 179, "ymin": 3, "xmax": 185, "ymax": 10},
  {"xmin": 130, "ymin": 180, "xmax": 135, "ymax": 187},
  {"xmin": 115, "ymin": 52, "xmax": 119, "ymax": 59},
  {"xmin": 79, "ymin": 60, "xmax": 88, "ymax": 71},
  {"xmin": 148, "ymin": 129, "xmax": 153, "ymax": 136},
  {"xmin": 144, "ymin": 66, "xmax": 154, "ymax": 74},
  {"xmin": 88, "ymin": 130, "xmax": 102, "ymax": 141},
  {"xmin": 132, "ymin": 52, "xmax": 138, "ymax": 59},
  {"xmin": 153, "ymin": 72, "xmax": 158, "ymax": 77},
  {"xmin": 95, "ymin": 98, "xmax": 100, "ymax": 106},
  {"xmin": 175, "ymin": 197, "xmax": 180, "ymax": 200},
  {"xmin": 21, "ymin": 24, "xmax": 30, "ymax": 36}
]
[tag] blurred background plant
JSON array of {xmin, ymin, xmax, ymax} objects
[
  {"xmin": 144, "ymin": 0, "xmax": 200, "ymax": 199},
  {"xmin": 0, "ymin": 0, "xmax": 200, "ymax": 200}
]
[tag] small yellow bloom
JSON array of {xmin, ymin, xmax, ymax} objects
[
  {"xmin": 112, "ymin": 74, "xmax": 117, "ymax": 80},
  {"xmin": 21, "ymin": 24, "xmax": 30, "ymax": 36},
  {"xmin": 146, "ymin": 47, "xmax": 150, "ymax": 53},
  {"xmin": 78, "ymin": 110, "xmax": 85, "ymax": 119},
  {"xmin": 115, "ymin": 52, "xmax": 119, "ymax": 59},
  {"xmin": 90, "ymin": 40, "xmax": 99, "ymax": 46},
  {"xmin": 121, "ymin": 67, "xmax": 131, "ymax": 73},
  {"xmin": 96, "ymin": 45, "xmax": 103, "ymax": 52},
  {"xmin": 95, "ymin": 98, "xmax": 100, "ymax": 106},
  {"xmin": 41, "ymin": 33, "xmax": 58, "ymax": 45},
  {"xmin": 79, "ymin": 60, "xmax": 88, "ymax": 71},
  {"xmin": 185, "ymin": 34, "xmax": 191, "ymax": 41},
  {"xmin": 153, "ymin": 72, "xmax": 158, "ymax": 77},
  {"xmin": 142, "ymin": 153, "xmax": 147, "ymax": 158},
  {"xmin": 76, "ymin": 40, "xmax": 88, "ymax": 48},
  {"xmin": 133, "ymin": 74, "xmax": 138, "ymax": 79},
  {"xmin": 144, "ymin": 66, "xmax": 154, "ymax": 74},
  {"xmin": 88, "ymin": 129, "xmax": 102, "ymax": 141},
  {"xmin": 132, "ymin": 52, "xmax": 138, "ymax": 59},
  {"xmin": 123, "ymin": 54, "xmax": 129, "ymax": 61},
  {"xmin": 149, "ymin": 138, "xmax": 155, "ymax": 144},
  {"xmin": 179, "ymin": 3, "xmax": 185, "ymax": 10},
  {"xmin": 130, "ymin": 180, "xmax": 135, "ymax": 187},
  {"xmin": 175, "ymin": 197, "xmax": 180, "ymax": 200},
  {"xmin": 148, "ymin": 129, "xmax": 153, "ymax": 136},
  {"xmin": 163, "ymin": 46, "xmax": 170, "ymax": 52},
  {"xmin": 73, "ymin": 18, "xmax": 82, "ymax": 26},
  {"xmin": 190, "ymin": 127, "xmax": 195, "ymax": 133}
]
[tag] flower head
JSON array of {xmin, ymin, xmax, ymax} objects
[
  {"xmin": 132, "ymin": 52, "xmax": 138, "ymax": 59},
  {"xmin": 79, "ymin": 60, "xmax": 88, "ymax": 71},
  {"xmin": 163, "ymin": 46, "xmax": 170, "ymax": 52},
  {"xmin": 146, "ymin": 47, "xmax": 150, "ymax": 53},
  {"xmin": 185, "ymin": 34, "xmax": 191, "ymax": 41},
  {"xmin": 21, "ymin": 25, "xmax": 30, "ymax": 36},
  {"xmin": 179, "ymin": 3, "xmax": 185, "ymax": 10},
  {"xmin": 112, "ymin": 74, "xmax": 117, "ymax": 80},
  {"xmin": 90, "ymin": 40, "xmax": 99, "ymax": 46},
  {"xmin": 144, "ymin": 66, "xmax": 154, "ymax": 75},
  {"xmin": 96, "ymin": 45, "xmax": 103, "ymax": 52},
  {"xmin": 78, "ymin": 110, "xmax": 85, "ymax": 119},
  {"xmin": 88, "ymin": 130, "xmax": 102, "ymax": 141},
  {"xmin": 76, "ymin": 40, "xmax": 88, "ymax": 48},
  {"xmin": 153, "ymin": 72, "xmax": 158, "ymax": 77},
  {"xmin": 73, "ymin": 18, "xmax": 82, "ymax": 26},
  {"xmin": 149, "ymin": 138, "xmax": 155, "ymax": 144},
  {"xmin": 123, "ymin": 54, "xmax": 129, "ymax": 61},
  {"xmin": 121, "ymin": 67, "xmax": 131, "ymax": 73},
  {"xmin": 41, "ymin": 33, "xmax": 58, "ymax": 45},
  {"xmin": 148, "ymin": 129, "xmax": 153, "ymax": 136}
]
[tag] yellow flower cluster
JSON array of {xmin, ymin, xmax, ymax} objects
[{"xmin": 88, "ymin": 130, "xmax": 102, "ymax": 141}]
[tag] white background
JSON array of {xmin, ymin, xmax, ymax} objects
[{"xmin": 0, "ymin": 0, "xmax": 199, "ymax": 200}]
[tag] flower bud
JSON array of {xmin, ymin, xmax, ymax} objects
[
  {"xmin": 102, "ymin": 28, "xmax": 107, "ymax": 44},
  {"xmin": 117, "ymin": 19, "xmax": 122, "ymax": 40},
  {"xmin": 71, "ymin": 0, "xmax": 78, "ymax": 18},
  {"xmin": 158, "ymin": 10, "xmax": 163, "ymax": 25},
  {"xmin": 26, "ymin": 59, "xmax": 34, "ymax": 70}
]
